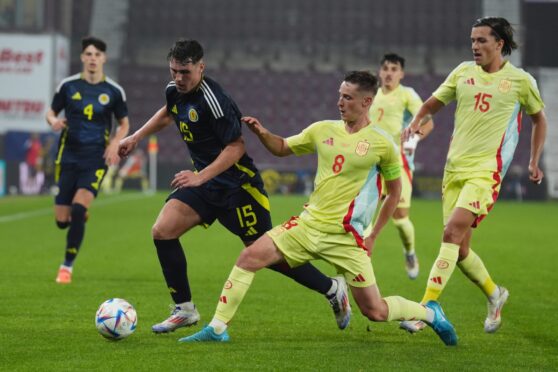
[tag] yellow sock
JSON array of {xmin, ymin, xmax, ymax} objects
[
  {"xmin": 214, "ymin": 265, "xmax": 255, "ymax": 323},
  {"xmin": 384, "ymin": 296, "xmax": 428, "ymax": 321},
  {"xmin": 457, "ymin": 248, "xmax": 497, "ymax": 298},
  {"xmin": 392, "ymin": 217, "xmax": 415, "ymax": 253},
  {"xmin": 421, "ymin": 242, "xmax": 459, "ymax": 303}
]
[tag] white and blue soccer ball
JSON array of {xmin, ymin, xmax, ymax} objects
[{"xmin": 95, "ymin": 298, "xmax": 137, "ymax": 340}]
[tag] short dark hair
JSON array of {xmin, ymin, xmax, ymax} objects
[
  {"xmin": 81, "ymin": 36, "xmax": 106, "ymax": 52},
  {"xmin": 343, "ymin": 71, "xmax": 378, "ymax": 95},
  {"xmin": 473, "ymin": 17, "xmax": 518, "ymax": 56},
  {"xmin": 167, "ymin": 39, "xmax": 204, "ymax": 64},
  {"xmin": 380, "ymin": 53, "xmax": 405, "ymax": 69}
]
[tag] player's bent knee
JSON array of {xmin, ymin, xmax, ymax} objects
[
  {"xmin": 151, "ymin": 223, "xmax": 178, "ymax": 240},
  {"xmin": 56, "ymin": 220, "xmax": 70, "ymax": 229},
  {"xmin": 237, "ymin": 245, "xmax": 270, "ymax": 272}
]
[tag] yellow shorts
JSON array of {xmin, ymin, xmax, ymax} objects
[
  {"xmin": 267, "ymin": 217, "xmax": 376, "ymax": 288},
  {"xmin": 381, "ymin": 162, "xmax": 412, "ymax": 209},
  {"xmin": 442, "ymin": 170, "xmax": 501, "ymax": 227}
]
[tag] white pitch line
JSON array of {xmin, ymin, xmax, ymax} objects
[{"xmin": 0, "ymin": 193, "xmax": 154, "ymax": 224}]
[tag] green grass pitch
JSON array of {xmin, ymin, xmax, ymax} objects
[{"xmin": 1, "ymin": 193, "xmax": 557, "ymax": 370}]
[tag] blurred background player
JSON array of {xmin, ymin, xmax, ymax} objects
[
  {"xmin": 114, "ymin": 148, "xmax": 149, "ymax": 193},
  {"xmin": 180, "ymin": 71, "xmax": 457, "ymax": 346},
  {"xmin": 400, "ymin": 17, "xmax": 547, "ymax": 334},
  {"xmin": 118, "ymin": 39, "xmax": 348, "ymax": 334},
  {"xmin": 369, "ymin": 53, "xmax": 433, "ymax": 279},
  {"xmin": 46, "ymin": 36, "xmax": 130, "ymax": 284}
]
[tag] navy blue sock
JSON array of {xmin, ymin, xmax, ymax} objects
[
  {"xmin": 154, "ymin": 239, "xmax": 192, "ymax": 304},
  {"xmin": 268, "ymin": 262, "xmax": 332, "ymax": 295},
  {"xmin": 63, "ymin": 203, "xmax": 87, "ymax": 267}
]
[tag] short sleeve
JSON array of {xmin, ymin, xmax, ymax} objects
[
  {"xmin": 286, "ymin": 121, "xmax": 322, "ymax": 156},
  {"xmin": 406, "ymin": 87, "xmax": 424, "ymax": 117},
  {"xmin": 520, "ymin": 74, "xmax": 545, "ymax": 115},
  {"xmin": 432, "ymin": 62, "xmax": 467, "ymax": 105},
  {"xmin": 51, "ymin": 83, "xmax": 67, "ymax": 113},
  {"xmin": 378, "ymin": 136, "xmax": 401, "ymax": 181},
  {"xmin": 211, "ymin": 96, "xmax": 243, "ymax": 145},
  {"xmin": 112, "ymin": 88, "xmax": 128, "ymax": 120}
]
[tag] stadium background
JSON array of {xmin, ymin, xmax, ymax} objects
[
  {"xmin": 0, "ymin": 0, "xmax": 556, "ymax": 199},
  {"xmin": 1, "ymin": 1, "xmax": 558, "ymax": 370}
]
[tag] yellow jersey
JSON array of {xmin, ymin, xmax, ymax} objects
[
  {"xmin": 369, "ymin": 84, "xmax": 423, "ymax": 171},
  {"xmin": 286, "ymin": 120, "xmax": 400, "ymax": 241},
  {"xmin": 433, "ymin": 61, "xmax": 544, "ymax": 175}
]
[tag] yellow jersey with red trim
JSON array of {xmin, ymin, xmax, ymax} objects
[
  {"xmin": 433, "ymin": 61, "xmax": 544, "ymax": 175},
  {"xmin": 286, "ymin": 120, "xmax": 400, "ymax": 240}
]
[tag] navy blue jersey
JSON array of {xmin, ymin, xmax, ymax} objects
[
  {"xmin": 166, "ymin": 76, "xmax": 262, "ymax": 189},
  {"xmin": 51, "ymin": 73, "xmax": 128, "ymax": 165}
]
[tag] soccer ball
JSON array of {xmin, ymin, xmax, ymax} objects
[{"xmin": 95, "ymin": 298, "xmax": 137, "ymax": 340}]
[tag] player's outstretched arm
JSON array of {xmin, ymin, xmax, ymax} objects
[
  {"xmin": 365, "ymin": 177, "xmax": 402, "ymax": 252},
  {"xmin": 119, "ymin": 105, "xmax": 172, "ymax": 158},
  {"xmin": 242, "ymin": 116, "xmax": 293, "ymax": 157},
  {"xmin": 528, "ymin": 110, "xmax": 547, "ymax": 184},
  {"xmin": 402, "ymin": 97, "xmax": 444, "ymax": 142}
]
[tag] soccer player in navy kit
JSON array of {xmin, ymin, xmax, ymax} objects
[
  {"xmin": 46, "ymin": 36, "xmax": 130, "ymax": 284},
  {"xmin": 119, "ymin": 39, "xmax": 350, "ymax": 333}
]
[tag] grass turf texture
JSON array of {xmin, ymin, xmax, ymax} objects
[{"xmin": 1, "ymin": 193, "xmax": 557, "ymax": 370}]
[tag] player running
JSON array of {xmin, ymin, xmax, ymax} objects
[
  {"xmin": 399, "ymin": 17, "xmax": 547, "ymax": 334},
  {"xmin": 369, "ymin": 53, "xmax": 433, "ymax": 279},
  {"xmin": 47, "ymin": 36, "xmax": 129, "ymax": 284}
]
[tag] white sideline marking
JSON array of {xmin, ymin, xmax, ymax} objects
[{"xmin": 0, "ymin": 193, "xmax": 153, "ymax": 224}]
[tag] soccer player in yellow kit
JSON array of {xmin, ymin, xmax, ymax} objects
[
  {"xmin": 369, "ymin": 53, "xmax": 433, "ymax": 279},
  {"xmin": 400, "ymin": 17, "xmax": 547, "ymax": 334},
  {"xmin": 178, "ymin": 71, "xmax": 457, "ymax": 346}
]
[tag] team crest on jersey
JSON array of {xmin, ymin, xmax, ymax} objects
[
  {"xmin": 498, "ymin": 79, "xmax": 512, "ymax": 93},
  {"xmin": 355, "ymin": 141, "xmax": 370, "ymax": 156},
  {"xmin": 98, "ymin": 93, "xmax": 110, "ymax": 105},
  {"xmin": 188, "ymin": 108, "xmax": 199, "ymax": 122}
]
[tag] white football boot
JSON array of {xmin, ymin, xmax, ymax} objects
[
  {"xmin": 404, "ymin": 251, "xmax": 419, "ymax": 280},
  {"xmin": 328, "ymin": 276, "xmax": 352, "ymax": 330},
  {"xmin": 152, "ymin": 303, "xmax": 200, "ymax": 333},
  {"xmin": 484, "ymin": 286, "xmax": 509, "ymax": 333}
]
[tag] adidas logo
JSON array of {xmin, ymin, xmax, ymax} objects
[
  {"xmin": 352, "ymin": 273, "xmax": 365, "ymax": 282},
  {"xmin": 468, "ymin": 201, "xmax": 480, "ymax": 209},
  {"xmin": 71, "ymin": 92, "xmax": 82, "ymax": 100},
  {"xmin": 465, "ymin": 78, "xmax": 476, "ymax": 85},
  {"xmin": 171, "ymin": 104, "xmax": 178, "ymax": 114},
  {"xmin": 245, "ymin": 227, "xmax": 258, "ymax": 236},
  {"xmin": 219, "ymin": 296, "xmax": 227, "ymax": 304},
  {"xmin": 430, "ymin": 276, "xmax": 442, "ymax": 285},
  {"xmin": 322, "ymin": 137, "xmax": 334, "ymax": 146}
]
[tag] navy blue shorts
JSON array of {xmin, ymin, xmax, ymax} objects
[
  {"xmin": 55, "ymin": 162, "xmax": 108, "ymax": 205},
  {"xmin": 167, "ymin": 182, "xmax": 272, "ymax": 243}
]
